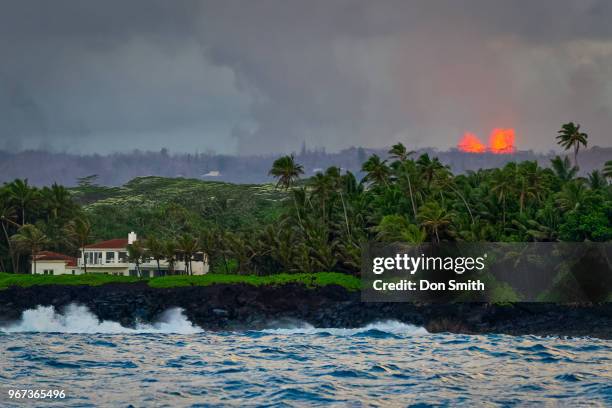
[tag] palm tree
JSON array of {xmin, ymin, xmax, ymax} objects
[
  {"xmin": 490, "ymin": 167, "xmax": 515, "ymax": 226},
  {"xmin": 389, "ymin": 143, "xmax": 415, "ymax": 162},
  {"xmin": 362, "ymin": 155, "xmax": 391, "ymax": 187},
  {"xmin": 309, "ymin": 172, "xmax": 334, "ymax": 219},
  {"xmin": 41, "ymin": 183, "xmax": 73, "ymax": 220},
  {"xmin": 269, "ymin": 155, "xmax": 306, "ymax": 230},
  {"xmin": 11, "ymin": 224, "xmax": 49, "ymax": 274},
  {"xmin": 176, "ymin": 234, "xmax": 199, "ymax": 275},
  {"xmin": 374, "ymin": 214, "xmax": 427, "ymax": 244},
  {"xmin": 0, "ymin": 199, "xmax": 19, "ymax": 272},
  {"xmin": 556, "ymin": 181, "xmax": 586, "ymax": 212},
  {"xmin": 64, "ymin": 217, "xmax": 92, "ymax": 274},
  {"xmin": 516, "ymin": 161, "xmax": 544, "ymax": 214},
  {"xmin": 587, "ymin": 170, "xmax": 605, "ymax": 190},
  {"xmin": 262, "ymin": 224, "xmax": 296, "ymax": 272},
  {"xmin": 550, "ymin": 155, "xmax": 578, "ymax": 182},
  {"xmin": 269, "ymin": 154, "xmax": 304, "ymax": 189},
  {"xmin": 146, "ymin": 236, "xmax": 165, "ymax": 276},
  {"xmin": 162, "ymin": 240, "xmax": 178, "ymax": 275},
  {"xmin": 7, "ymin": 179, "xmax": 37, "ymax": 225},
  {"xmin": 604, "ymin": 160, "xmax": 612, "ymax": 180},
  {"xmin": 556, "ymin": 122, "xmax": 588, "ymax": 167},
  {"xmin": 416, "ymin": 153, "xmax": 446, "ymax": 189},
  {"xmin": 394, "ymin": 158, "xmax": 419, "ymax": 220},
  {"xmin": 224, "ymin": 232, "xmax": 258, "ymax": 274},
  {"xmin": 418, "ymin": 202, "xmax": 453, "ymax": 243},
  {"xmin": 127, "ymin": 240, "xmax": 145, "ymax": 277},
  {"xmin": 432, "ymin": 168, "xmax": 475, "ymax": 224}
]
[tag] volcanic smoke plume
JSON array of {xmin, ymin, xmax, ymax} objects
[{"xmin": 458, "ymin": 128, "xmax": 515, "ymax": 154}]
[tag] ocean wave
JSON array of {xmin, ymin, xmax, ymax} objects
[
  {"xmin": 0, "ymin": 304, "xmax": 201, "ymax": 334},
  {"xmin": 260, "ymin": 320, "xmax": 428, "ymax": 336}
]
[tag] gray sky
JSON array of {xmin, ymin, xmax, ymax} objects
[{"xmin": 1, "ymin": 0, "xmax": 611, "ymax": 154}]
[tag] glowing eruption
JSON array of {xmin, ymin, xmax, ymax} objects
[
  {"xmin": 458, "ymin": 132, "xmax": 486, "ymax": 153},
  {"xmin": 457, "ymin": 128, "xmax": 516, "ymax": 154},
  {"xmin": 488, "ymin": 128, "xmax": 515, "ymax": 154}
]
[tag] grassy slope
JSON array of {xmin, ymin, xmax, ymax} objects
[
  {"xmin": 0, "ymin": 272, "xmax": 360, "ymax": 291},
  {"xmin": 70, "ymin": 176, "xmax": 287, "ymax": 238}
]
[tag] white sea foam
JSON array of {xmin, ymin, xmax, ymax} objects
[
  {"xmin": 262, "ymin": 320, "xmax": 428, "ymax": 336},
  {"xmin": 0, "ymin": 304, "xmax": 202, "ymax": 334}
]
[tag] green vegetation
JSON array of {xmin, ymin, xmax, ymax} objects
[
  {"xmin": 147, "ymin": 272, "xmax": 360, "ymax": 290},
  {"xmin": 0, "ymin": 121, "xmax": 610, "ymax": 279},
  {"xmin": 73, "ymin": 176, "xmax": 285, "ymax": 237},
  {"xmin": 0, "ymin": 272, "xmax": 360, "ymax": 291},
  {"xmin": 0, "ymin": 272, "xmax": 140, "ymax": 289}
]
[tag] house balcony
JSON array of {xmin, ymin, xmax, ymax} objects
[{"xmin": 78, "ymin": 259, "xmax": 129, "ymax": 268}]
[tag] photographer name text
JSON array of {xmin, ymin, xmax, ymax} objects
[{"xmin": 372, "ymin": 279, "xmax": 484, "ymax": 291}]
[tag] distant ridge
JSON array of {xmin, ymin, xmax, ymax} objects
[{"xmin": 0, "ymin": 146, "xmax": 610, "ymax": 187}]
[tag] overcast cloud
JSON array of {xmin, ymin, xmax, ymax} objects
[{"xmin": 1, "ymin": 0, "xmax": 611, "ymax": 154}]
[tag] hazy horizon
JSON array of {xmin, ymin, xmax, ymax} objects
[
  {"xmin": 1, "ymin": 143, "xmax": 609, "ymax": 158},
  {"xmin": 2, "ymin": 1, "xmax": 612, "ymax": 155}
]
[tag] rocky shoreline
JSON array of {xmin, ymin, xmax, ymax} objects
[{"xmin": 0, "ymin": 282, "xmax": 611, "ymax": 339}]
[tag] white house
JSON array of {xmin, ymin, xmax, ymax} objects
[
  {"xmin": 31, "ymin": 251, "xmax": 79, "ymax": 275},
  {"xmin": 32, "ymin": 232, "xmax": 209, "ymax": 277}
]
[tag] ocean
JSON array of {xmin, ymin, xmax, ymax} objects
[{"xmin": 1, "ymin": 304, "xmax": 611, "ymax": 407}]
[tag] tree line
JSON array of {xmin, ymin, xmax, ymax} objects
[{"xmin": 1, "ymin": 122, "xmax": 611, "ymax": 275}]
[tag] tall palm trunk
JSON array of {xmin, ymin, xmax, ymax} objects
[
  {"xmin": 574, "ymin": 145, "xmax": 579, "ymax": 168},
  {"xmin": 293, "ymin": 195, "xmax": 305, "ymax": 232},
  {"xmin": 339, "ymin": 191, "xmax": 352, "ymax": 242},
  {"xmin": 502, "ymin": 195, "xmax": 506, "ymax": 227},
  {"xmin": 449, "ymin": 185, "xmax": 474, "ymax": 224},
  {"xmin": 406, "ymin": 175, "xmax": 418, "ymax": 221},
  {"xmin": 1, "ymin": 223, "xmax": 18, "ymax": 273},
  {"xmin": 82, "ymin": 246, "xmax": 87, "ymax": 274}
]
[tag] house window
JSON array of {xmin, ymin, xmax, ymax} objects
[
  {"xmin": 85, "ymin": 251, "xmax": 102, "ymax": 265},
  {"xmin": 119, "ymin": 252, "xmax": 128, "ymax": 263},
  {"xmin": 72, "ymin": 270, "xmax": 76, "ymax": 275},
  {"xmin": 106, "ymin": 252, "xmax": 115, "ymax": 263},
  {"xmin": 43, "ymin": 269, "xmax": 54, "ymax": 275}
]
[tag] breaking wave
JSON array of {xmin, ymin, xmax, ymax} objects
[
  {"xmin": 261, "ymin": 320, "xmax": 428, "ymax": 336},
  {"xmin": 1, "ymin": 304, "xmax": 428, "ymax": 336},
  {"xmin": 0, "ymin": 304, "xmax": 202, "ymax": 334}
]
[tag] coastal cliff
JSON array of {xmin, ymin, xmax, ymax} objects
[{"xmin": 0, "ymin": 283, "xmax": 611, "ymax": 338}]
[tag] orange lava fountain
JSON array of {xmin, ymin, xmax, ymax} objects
[
  {"xmin": 457, "ymin": 132, "xmax": 486, "ymax": 153},
  {"xmin": 488, "ymin": 128, "xmax": 516, "ymax": 154}
]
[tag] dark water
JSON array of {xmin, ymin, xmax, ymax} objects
[{"xmin": 1, "ymin": 305, "xmax": 611, "ymax": 407}]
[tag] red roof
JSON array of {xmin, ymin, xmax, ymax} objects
[
  {"xmin": 35, "ymin": 251, "xmax": 77, "ymax": 267},
  {"xmin": 84, "ymin": 238, "xmax": 129, "ymax": 249}
]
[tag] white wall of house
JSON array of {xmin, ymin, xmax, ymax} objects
[
  {"xmin": 31, "ymin": 233, "xmax": 209, "ymax": 277},
  {"xmin": 31, "ymin": 260, "xmax": 80, "ymax": 275},
  {"xmin": 80, "ymin": 249, "xmax": 129, "ymax": 267},
  {"xmin": 79, "ymin": 248, "xmax": 209, "ymax": 276}
]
